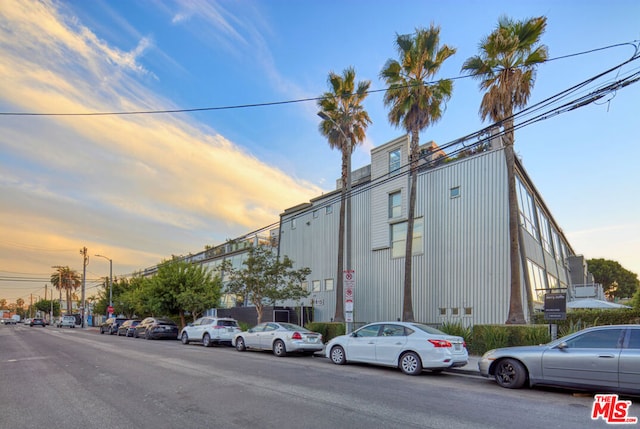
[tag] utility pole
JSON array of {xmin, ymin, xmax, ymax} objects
[{"xmin": 80, "ymin": 247, "xmax": 88, "ymax": 328}]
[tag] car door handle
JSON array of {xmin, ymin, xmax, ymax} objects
[{"xmin": 598, "ymin": 355, "xmax": 615, "ymax": 358}]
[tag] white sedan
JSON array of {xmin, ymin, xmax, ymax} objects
[
  {"xmin": 233, "ymin": 322, "xmax": 323, "ymax": 357},
  {"xmin": 325, "ymin": 321, "xmax": 468, "ymax": 375}
]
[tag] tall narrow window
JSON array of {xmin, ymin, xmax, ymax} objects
[
  {"xmin": 389, "ymin": 149, "xmax": 401, "ymax": 173},
  {"xmin": 325, "ymin": 205, "xmax": 333, "ymax": 215},
  {"xmin": 325, "ymin": 279, "xmax": 334, "ymax": 291},
  {"xmin": 537, "ymin": 208, "xmax": 552, "ymax": 254},
  {"xmin": 390, "ymin": 218, "xmax": 424, "ymax": 258},
  {"xmin": 389, "ymin": 191, "xmax": 401, "ymax": 218},
  {"xmin": 516, "ymin": 177, "xmax": 538, "ymax": 239},
  {"xmin": 312, "ymin": 280, "xmax": 321, "ymax": 292}
]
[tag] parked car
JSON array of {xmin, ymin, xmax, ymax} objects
[
  {"xmin": 100, "ymin": 317, "xmax": 128, "ymax": 335},
  {"xmin": 30, "ymin": 318, "xmax": 46, "ymax": 327},
  {"xmin": 117, "ymin": 319, "xmax": 141, "ymax": 337},
  {"xmin": 56, "ymin": 315, "xmax": 76, "ymax": 328},
  {"xmin": 134, "ymin": 317, "xmax": 179, "ymax": 340},
  {"xmin": 479, "ymin": 324, "xmax": 640, "ymax": 395},
  {"xmin": 233, "ymin": 322, "xmax": 323, "ymax": 357},
  {"xmin": 325, "ymin": 321, "xmax": 468, "ymax": 375},
  {"xmin": 180, "ymin": 317, "xmax": 241, "ymax": 347},
  {"xmin": 1, "ymin": 318, "xmax": 16, "ymax": 325}
]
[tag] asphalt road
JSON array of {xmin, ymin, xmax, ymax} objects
[{"xmin": 0, "ymin": 324, "xmax": 628, "ymax": 429}]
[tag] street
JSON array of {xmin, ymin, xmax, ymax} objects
[{"xmin": 0, "ymin": 324, "xmax": 631, "ymax": 429}]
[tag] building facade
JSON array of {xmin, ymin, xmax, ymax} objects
[{"xmin": 277, "ymin": 135, "xmax": 590, "ymax": 326}]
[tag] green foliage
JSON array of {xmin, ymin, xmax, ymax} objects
[
  {"xmin": 305, "ymin": 322, "xmax": 345, "ymax": 343},
  {"xmin": 531, "ymin": 308, "xmax": 640, "ymax": 329},
  {"xmin": 587, "ymin": 258, "xmax": 639, "ymax": 299},
  {"xmin": 224, "ymin": 245, "xmax": 311, "ymax": 323},
  {"xmin": 34, "ymin": 299, "xmax": 61, "ymax": 316},
  {"xmin": 468, "ymin": 324, "xmax": 551, "ymax": 355}
]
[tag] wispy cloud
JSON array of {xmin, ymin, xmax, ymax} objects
[{"xmin": 0, "ymin": 0, "xmax": 321, "ymax": 290}]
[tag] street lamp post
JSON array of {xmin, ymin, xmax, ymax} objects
[
  {"xmin": 317, "ymin": 111, "xmax": 353, "ymax": 333},
  {"xmin": 95, "ymin": 254, "xmax": 113, "ymax": 314}
]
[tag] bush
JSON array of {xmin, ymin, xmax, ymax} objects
[
  {"xmin": 468, "ymin": 324, "xmax": 550, "ymax": 355},
  {"xmin": 305, "ymin": 322, "xmax": 345, "ymax": 343}
]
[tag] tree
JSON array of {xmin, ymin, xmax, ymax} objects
[
  {"xmin": 34, "ymin": 299, "xmax": 60, "ymax": 317},
  {"xmin": 224, "ymin": 245, "xmax": 311, "ymax": 324},
  {"xmin": 380, "ymin": 24, "xmax": 456, "ymax": 322},
  {"xmin": 0, "ymin": 298, "xmax": 6, "ymax": 309},
  {"xmin": 318, "ymin": 66, "xmax": 371, "ymax": 323},
  {"xmin": 50, "ymin": 266, "xmax": 81, "ymax": 315},
  {"xmin": 587, "ymin": 258, "xmax": 639, "ymax": 299},
  {"xmin": 16, "ymin": 298, "xmax": 24, "ymax": 309},
  {"xmin": 461, "ymin": 16, "xmax": 548, "ymax": 324},
  {"xmin": 146, "ymin": 257, "xmax": 222, "ymax": 327}
]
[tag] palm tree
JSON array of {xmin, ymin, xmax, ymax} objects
[
  {"xmin": 318, "ymin": 66, "xmax": 371, "ymax": 323},
  {"xmin": 51, "ymin": 267, "xmax": 81, "ymax": 315},
  {"xmin": 380, "ymin": 25, "xmax": 456, "ymax": 322},
  {"xmin": 461, "ymin": 16, "xmax": 548, "ymax": 324}
]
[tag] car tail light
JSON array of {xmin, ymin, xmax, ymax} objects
[
  {"xmin": 291, "ymin": 332, "xmax": 303, "ymax": 340},
  {"xmin": 428, "ymin": 339, "xmax": 452, "ymax": 348}
]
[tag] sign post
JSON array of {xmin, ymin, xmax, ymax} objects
[
  {"xmin": 107, "ymin": 305, "xmax": 114, "ymax": 317},
  {"xmin": 344, "ymin": 270, "xmax": 355, "ymax": 333},
  {"xmin": 544, "ymin": 292, "xmax": 566, "ymax": 340}
]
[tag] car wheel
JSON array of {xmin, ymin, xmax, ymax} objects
[
  {"xmin": 181, "ymin": 332, "xmax": 189, "ymax": 345},
  {"xmin": 203, "ymin": 333, "xmax": 212, "ymax": 347},
  {"xmin": 494, "ymin": 358, "xmax": 527, "ymax": 389},
  {"xmin": 399, "ymin": 351, "xmax": 423, "ymax": 375},
  {"xmin": 235, "ymin": 336, "xmax": 246, "ymax": 352},
  {"xmin": 330, "ymin": 346, "xmax": 346, "ymax": 365},
  {"xmin": 100, "ymin": 328, "xmax": 104, "ymax": 334},
  {"xmin": 272, "ymin": 339, "xmax": 287, "ymax": 357}
]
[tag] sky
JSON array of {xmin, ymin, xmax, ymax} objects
[{"xmin": 1, "ymin": 0, "xmax": 639, "ymax": 304}]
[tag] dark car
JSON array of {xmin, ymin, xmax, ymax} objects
[
  {"xmin": 100, "ymin": 317, "xmax": 128, "ymax": 335},
  {"xmin": 134, "ymin": 317, "xmax": 179, "ymax": 340},
  {"xmin": 30, "ymin": 318, "xmax": 46, "ymax": 327},
  {"xmin": 117, "ymin": 319, "xmax": 141, "ymax": 337}
]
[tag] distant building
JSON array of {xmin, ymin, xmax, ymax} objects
[{"xmin": 277, "ymin": 135, "xmax": 593, "ymax": 326}]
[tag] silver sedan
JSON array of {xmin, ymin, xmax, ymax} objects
[
  {"xmin": 479, "ymin": 324, "xmax": 640, "ymax": 394},
  {"xmin": 232, "ymin": 322, "xmax": 323, "ymax": 357}
]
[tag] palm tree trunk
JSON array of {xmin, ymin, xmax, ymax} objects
[
  {"xmin": 333, "ymin": 150, "xmax": 348, "ymax": 323},
  {"xmin": 504, "ymin": 119, "xmax": 526, "ymax": 324},
  {"xmin": 403, "ymin": 132, "xmax": 419, "ymax": 322}
]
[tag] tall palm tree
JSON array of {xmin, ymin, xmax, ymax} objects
[
  {"xmin": 461, "ymin": 16, "xmax": 548, "ymax": 324},
  {"xmin": 51, "ymin": 267, "xmax": 81, "ymax": 315},
  {"xmin": 380, "ymin": 25, "xmax": 456, "ymax": 322},
  {"xmin": 318, "ymin": 66, "xmax": 371, "ymax": 323}
]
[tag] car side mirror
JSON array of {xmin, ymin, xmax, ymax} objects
[
  {"xmin": 351, "ymin": 332, "xmax": 358, "ymax": 337},
  {"xmin": 556, "ymin": 342, "xmax": 568, "ymax": 350},
  {"xmin": 248, "ymin": 329, "xmax": 254, "ymax": 333}
]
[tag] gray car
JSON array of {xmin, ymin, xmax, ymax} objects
[
  {"xmin": 479, "ymin": 324, "xmax": 640, "ymax": 395},
  {"xmin": 233, "ymin": 322, "xmax": 323, "ymax": 357}
]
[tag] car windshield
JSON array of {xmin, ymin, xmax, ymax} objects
[
  {"xmin": 410, "ymin": 323, "xmax": 447, "ymax": 336},
  {"xmin": 278, "ymin": 323, "xmax": 308, "ymax": 331}
]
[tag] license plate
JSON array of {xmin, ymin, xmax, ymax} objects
[{"xmin": 454, "ymin": 344, "xmax": 461, "ymax": 351}]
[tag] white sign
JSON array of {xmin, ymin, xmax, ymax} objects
[
  {"xmin": 345, "ymin": 312, "xmax": 353, "ymax": 322},
  {"xmin": 345, "ymin": 301, "xmax": 353, "ymax": 312}
]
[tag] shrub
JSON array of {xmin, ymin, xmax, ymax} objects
[{"xmin": 305, "ymin": 322, "xmax": 345, "ymax": 343}]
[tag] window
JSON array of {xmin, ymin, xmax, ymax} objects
[
  {"xmin": 464, "ymin": 307, "xmax": 473, "ymax": 316},
  {"xmin": 291, "ymin": 218, "xmax": 296, "ymax": 229},
  {"xmin": 450, "ymin": 186, "xmax": 460, "ymax": 198},
  {"xmin": 537, "ymin": 208, "xmax": 552, "ymax": 253},
  {"xmin": 516, "ymin": 177, "xmax": 538, "ymax": 239},
  {"xmin": 451, "ymin": 307, "xmax": 459, "ymax": 316},
  {"xmin": 313, "ymin": 210, "xmax": 319, "ymax": 219},
  {"xmin": 439, "ymin": 308, "xmax": 447, "ymax": 316},
  {"xmin": 312, "ymin": 280, "xmax": 321, "ymax": 292},
  {"xmin": 389, "ymin": 149, "xmax": 401, "ymax": 173},
  {"xmin": 391, "ymin": 218, "xmax": 424, "ymax": 258},
  {"xmin": 355, "ymin": 324, "xmax": 381, "ymax": 337},
  {"xmin": 547, "ymin": 274, "xmax": 559, "ymax": 290},
  {"xmin": 389, "ymin": 191, "xmax": 401, "ymax": 218},
  {"xmin": 565, "ymin": 329, "xmax": 624, "ymax": 349},
  {"xmin": 628, "ymin": 329, "xmax": 640, "ymax": 349},
  {"xmin": 301, "ymin": 281, "xmax": 308, "ymax": 292},
  {"xmin": 381, "ymin": 324, "xmax": 406, "ymax": 337},
  {"xmin": 325, "ymin": 205, "xmax": 333, "ymax": 215},
  {"xmin": 325, "ymin": 279, "xmax": 334, "ymax": 291},
  {"xmin": 527, "ymin": 259, "xmax": 547, "ymax": 302},
  {"xmin": 551, "ymin": 229, "xmax": 561, "ymax": 261}
]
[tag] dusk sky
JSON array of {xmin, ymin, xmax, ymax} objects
[{"xmin": 1, "ymin": 0, "xmax": 639, "ymax": 304}]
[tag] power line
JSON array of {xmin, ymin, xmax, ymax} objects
[{"xmin": 0, "ymin": 41, "xmax": 637, "ymax": 117}]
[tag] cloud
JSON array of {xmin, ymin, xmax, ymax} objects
[{"xmin": 0, "ymin": 0, "xmax": 321, "ymax": 299}]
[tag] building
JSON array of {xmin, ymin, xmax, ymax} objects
[{"xmin": 277, "ymin": 134, "xmax": 593, "ymax": 326}]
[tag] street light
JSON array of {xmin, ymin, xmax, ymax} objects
[
  {"xmin": 317, "ymin": 111, "xmax": 353, "ymax": 333},
  {"xmin": 95, "ymin": 254, "xmax": 113, "ymax": 313}
]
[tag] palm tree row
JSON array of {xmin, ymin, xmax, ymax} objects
[
  {"xmin": 318, "ymin": 16, "xmax": 548, "ymax": 324},
  {"xmin": 50, "ymin": 266, "xmax": 81, "ymax": 315}
]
